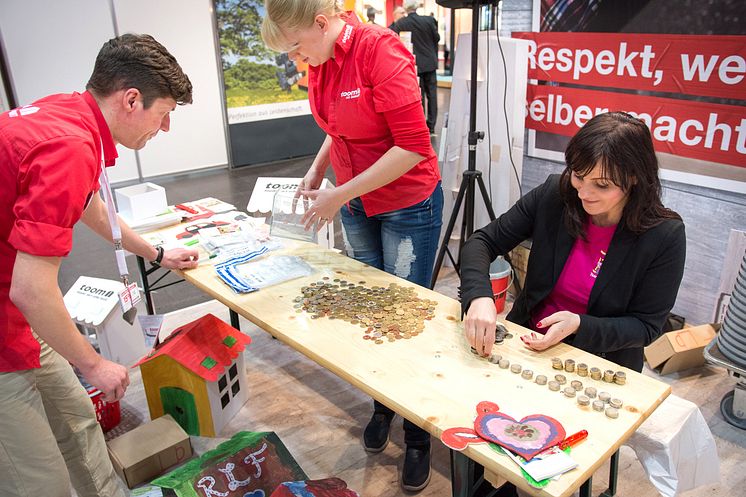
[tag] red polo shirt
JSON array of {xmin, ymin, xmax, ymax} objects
[
  {"xmin": 0, "ymin": 91, "xmax": 118, "ymax": 372},
  {"xmin": 308, "ymin": 13, "xmax": 440, "ymax": 216}
]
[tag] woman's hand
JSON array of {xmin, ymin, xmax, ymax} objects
[
  {"xmin": 463, "ymin": 297, "xmax": 497, "ymax": 356},
  {"xmin": 521, "ymin": 311, "xmax": 580, "ymax": 351},
  {"xmin": 295, "ymin": 166, "xmax": 326, "ymax": 200},
  {"xmin": 300, "ymin": 186, "xmax": 344, "ymax": 232}
]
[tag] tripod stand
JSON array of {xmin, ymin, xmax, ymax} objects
[{"xmin": 430, "ymin": 1, "xmax": 499, "ymax": 289}]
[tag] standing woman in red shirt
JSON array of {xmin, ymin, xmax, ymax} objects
[{"xmin": 262, "ymin": 1, "xmax": 443, "ymax": 491}]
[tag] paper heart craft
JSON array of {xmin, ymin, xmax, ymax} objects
[{"xmin": 473, "ymin": 401, "xmax": 565, "ymax": 460}]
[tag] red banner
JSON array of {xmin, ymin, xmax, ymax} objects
[
  {"xmin": 525, "ymin": 84, "xmax": 746, "ymax": 168},
  {"xmin": 513, "ymin": 32, "xmax": 746, "ymax": 100}
]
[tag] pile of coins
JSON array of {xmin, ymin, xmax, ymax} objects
[{"xmin": 294, "ymin": 278, "xmax": 437, "ymax": 344}]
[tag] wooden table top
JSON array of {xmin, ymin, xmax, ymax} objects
[{"xmin": 173, "ymin": 240, "xmax": 670, "ymax": 497}]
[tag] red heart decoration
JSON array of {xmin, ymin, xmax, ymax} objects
[
  {"xmin": 473, "ymin": 401, "xmax": 565, "ymax": 460},
  {"xmin": 440, "ymin": 427, "xmax": 487, "ymax": 451}
]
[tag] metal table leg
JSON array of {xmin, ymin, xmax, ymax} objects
[
  {"xmin": 600, "ymin": 450, "xmax": 620, "ymax": 497},
  {"xmin": 230, "ymin": 309, "xmax": 241, "ymax": 331},
  {"xmin": 136, "ymin": 256, "xmax": 155, "ymax": 315},
  {"xmin": 579, "ymin": 477, "xmax": 592, "ymax": 497},
  {"xmin": 450, "ymin": 451, "xmax": 499, "ymax": 497}
]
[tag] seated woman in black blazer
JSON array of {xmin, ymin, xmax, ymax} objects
[{"xmin": 460, "ymin": 111, "xmax": 686, "ymax": 372}]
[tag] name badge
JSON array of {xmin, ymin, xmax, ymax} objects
[{"xmin": 118, "ymin": 282, "xmax": 142, "ymax": 313}]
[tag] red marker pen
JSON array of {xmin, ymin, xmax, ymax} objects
[{"xmin": 559, "ymin": 430, "xmax": 588, "ymax": 450}]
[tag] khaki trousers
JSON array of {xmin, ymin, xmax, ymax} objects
[{"xmin": 0, "ymin": 337, "xmax": 125, "ymax": 497}]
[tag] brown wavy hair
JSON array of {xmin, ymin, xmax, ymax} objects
[
  {"xmin": 560, "ymin": 111, "xmax": 680, "ymax": 239},
  {"xmin": 86, "ymin": 34, "xmax": 192, "ymax": 108}
]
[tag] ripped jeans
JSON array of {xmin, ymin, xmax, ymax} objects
[
  {"xmin": 340, "ymin": 183, "xmax": 443, "ymax": 287},
  {"xmin": 340, "ymin": 182, "xmax": 443, "ymax": 447}
]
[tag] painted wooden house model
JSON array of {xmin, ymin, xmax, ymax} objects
[{"xmin": 136, "ymin": 313, "xmax": 251, "ymax": 437}]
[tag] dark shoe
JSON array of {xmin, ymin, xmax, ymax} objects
[
  {"xmin": 363, "ymin": 413, "xmax": 393, "ymax": 453},
  {"xmin": 401, "ymin": 445, "xmax": 431, "ymax": 492}
]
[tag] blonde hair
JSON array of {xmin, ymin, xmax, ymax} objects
[{"xmin": 262, "ymin": 0, "xmax": 342, "ymax": 52}]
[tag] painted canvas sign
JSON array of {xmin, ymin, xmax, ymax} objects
[{"xmin": 152, "ymin": 432, "xmax": 306, "ymax": 497}]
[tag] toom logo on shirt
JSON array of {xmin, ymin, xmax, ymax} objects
[
  {"xmin": 341, "ymin": 24, "xmax": 353, "ymax": 44},
  {"xmin": 8, "ymin": 105, "xmax": 40, "ymax": 117},
  {"xmin": 340, "ymin": 88, "xmax": 361, "ymax": 100}
]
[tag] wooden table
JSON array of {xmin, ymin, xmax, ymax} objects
[{"xmin": 145, "ymin": 238, "xmax": 670, "ymax": 497}]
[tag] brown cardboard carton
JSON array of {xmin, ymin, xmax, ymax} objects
[
  {"xmin": 644, "ymin": 324, "xmax": 718, "ymax": 375},
  {"xmin": 107, "ymin": 414, "xmax": 192, "ymax": 488}
]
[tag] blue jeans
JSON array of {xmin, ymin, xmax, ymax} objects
[{"xmin": 340, "ymin": 182, "xmax": 443, "ymax": 447}]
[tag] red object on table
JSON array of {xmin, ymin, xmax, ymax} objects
[
  {"xmin": 86, "ymin": 386, "xmax": 121, "ymax": 432},
  {"xmin": 559, "ymin": 429, "xmax": 588, "ymax": 450}
]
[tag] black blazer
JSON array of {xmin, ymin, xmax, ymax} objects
[
  {"xmin": 391, "ymin": 13, "xmax": 440, "ymax": 74},
  {"xmin": 459, "ymin": 175, "xmax": 686, "ymax": 371}
]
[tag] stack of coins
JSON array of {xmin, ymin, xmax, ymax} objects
[
  {"xmin": 548, "ymin": 380, "xmax": 561, "ymax": 391},
  {"xmin": 498, "ymin": 359, "xmax": 510, "ymax": 369},
  {"xmin": 584, "ymin": 387, "xmax": 597, "ymax": 398},
  {"xmin": 551, "ymin": 357, "xmax": 563, "ymax": 370},
  {"xmin": 489, "ymin": 354, "xmax": 501, "ymax": 364},
  {"xmin": 510, "ymin": 363, "xmax": 523, "ymax": 374},
  {"xmin": 609, "ymin": 398, "xmax": 623, "ymax": 409},
  {"xmin": 521, "ymin": 369, "xmax": 534, "ymax": 380},
  {"xmin": 577, "ymin": 363, "xmax": 588, "ymax": 377},
  {"xmin": 577, "ymin": 395, "xmax": 590, "ymax": 406},
  {"xmin": 564, "ymin": 359, "xmax": 576, "ymax": 373},
  {"xmin": 295, "ymin": 280, "xmax": 437, "ymax": 344},
  {"xmin": 563, "ymin": 387, "xmax": 576, "ymax": 398},
  {"xmin": 603, "ymin": 369, "xmax": 615, "ymax": 382},
  {"xmin": 598, "ymin": 391, "xmax": 611, "ymax": 403},
  {"xmin": 592, "ymin": 400, "xmax": 605, "ymax": 411},
  {"xmin": 571, "ymin": 380, "xmax": 583, "ymax": 391},
  {"xmin": 554, "ymin": 374, "xmax": 567, "ymax": 385},
  {"xmin": 535, "ymin": 374, "xmax": 548, "ymax": 385},
  {"xmin": 590, "ymin": 367, "xmax": 602, "ymax": 380},
  {"xmin": 614, "ymin": 371, "xmax": 627, "ymax": 385}
]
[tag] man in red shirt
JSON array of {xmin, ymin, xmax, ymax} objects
[{"xmin": 0, "ymin": 34, "xmax": 198, "ymax": 497}]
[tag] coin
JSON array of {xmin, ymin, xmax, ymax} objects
[
  {"xmin": 598, "ymin": 391, "xmax": 611, "ymax": 403},
  {"xmin": 535, "ymin": 375, "xmax": 548, "ymax": 385},
  {"xmin": 564, "ymin": 387, "xmax": 576, "ymax": 398},
  {"xmin": 548, "ymin": 380, "xmax": 561, "ymax": 391},
  {"xmin": 577, "ymin": 395, "xmax": 590, "ymax": 406},
  {"xmin": 571, "ymin": 380, "xmax": 583, "ymax": 391},
  {"xmin": 605, "ymin": 407, "xmax": 619, "ymax": 419},
  {"xmin": 521, "ymin": 369, "xmax": 533, "ymax": 380},
  {"xmin": 614, "ymin": 371, "xmax": 627, "ymax": 385},
  {"xmin": 551, "ymin": 357, "xmax": 563, "ymax": 370},
  {"xmin": 603, "ymin": 370, "xmax": 615, "ymax": 382},
  {"xmin": 554, "ymin": 374, "xmax": 567, "ymax": 385},
  {"xmin": 564, "ymin": 359, "xmax": 576, "ymax": 373},
  {"xmin": 609, "ymin": 398, "xmax": 623, "ymax": 409},
  {"xmin": 498, "ymin": 359, "xmax": 510, "ymax": 369},
  {"xmin": 592, "ymin": 400, "xmax": 605, "ymax": 411},
  {"xmin": 584, "ymin": 387, "xmax": 597, "ymax": 398}
]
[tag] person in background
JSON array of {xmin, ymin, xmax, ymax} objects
[
  {"xmin": 389, "ymin": 5, "xmax": 407, "ymax": 28},
  {"xmin": 366, "ymin": 6, "xmax": 378, "ymax": 25},
  {"xmin": 0, "ymin": 34, "xmax": 199, "ymax": 497},
  {"xmin": 262, "ymin": 0, "xmax": 443, "ymax": 491},
  {"xmin": 460, "ymin": 112, "xmax": 686, "ymax": 496},
  {"xmin": 390, "ymin": 0, "xmax": 440, "ymax": 135}
]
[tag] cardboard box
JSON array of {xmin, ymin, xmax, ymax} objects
[
  {"xmin": 115, "ymin": 182, "xmax": 167, "ymax": 221},
  {"xmin": 107, "ymin": 415, "xmax": 192, "ymax": 488},
  {"xmin": 644, "ymin": 324, "xmax": 719, "ymax": 375}
]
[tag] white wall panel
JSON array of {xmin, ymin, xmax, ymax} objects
[
  {"xmin": 112, "ymin": 0, "xmax": 228, "ymax": 178},
  {"xmin": 0, "ymin": 0, "xmax": 139, "ymax": 182}
]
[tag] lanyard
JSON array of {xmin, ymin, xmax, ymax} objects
[{"xmin": 97, "ymin": 143, "xmax": 130, "ymax": 286}]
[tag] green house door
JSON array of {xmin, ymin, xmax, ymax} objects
[{"xmin": 160, "ymin": 386, "xmax": 200, "ymax": 435}]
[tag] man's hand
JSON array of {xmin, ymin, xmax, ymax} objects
[
  {"xmin": 78, "ymin": 357, "xmax": 130, "ymax": 402},
  {"xmin": 521, "ymin": 311, "xmax": 580, "ymax": 351},
  {"xmin": 463, "ymin": 297, "xmax": 497, "ymax": 356},
  {"xmin": 159, "ymin": 247, "xmax": 199, "ymax": 270}
]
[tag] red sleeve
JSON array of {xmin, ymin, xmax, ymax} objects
[
  {"xmin": 364, "ymin": 32, "xmax": 422, "ymax": 113},
  {"xmin": 9, "ymin": 136, "xmax": 99, "ymax": 257},
  {"xmin": 383, "ymin": 101, "xmax": 434, "ymax": 157}
]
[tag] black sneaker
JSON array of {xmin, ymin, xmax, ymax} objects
[
  {"xmin": 362, "ymin": 413, "xmax": 393, "ymax": 453},
  {"xmin": 401, "ymin": 445, "xmax": 431, "ymax": 492}
]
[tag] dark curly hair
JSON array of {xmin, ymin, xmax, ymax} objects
[
  {"xmin": 560, "ymin": 111, "xmax": 680, "ymax": 239},
  {"xmin": 86, "ymin": 34, "xmax": 192, "ymax": 108}
]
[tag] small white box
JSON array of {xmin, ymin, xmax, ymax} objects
[{"xmin": 115, "ymin": 182, "xmax": 167, "ymax": 221}]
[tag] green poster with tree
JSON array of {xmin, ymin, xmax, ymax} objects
[{"xmin": 215, "ymin": 0, "xmax": 310, "ymax": 124}]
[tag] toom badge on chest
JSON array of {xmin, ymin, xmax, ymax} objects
[{"xmin": 152, "ymin": 431, "xmax": 306, "ymax": 497}]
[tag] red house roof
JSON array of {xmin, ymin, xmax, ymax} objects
[{"xmin": 135, "ymin": 313, "xmax": 251, "ymax": 382}]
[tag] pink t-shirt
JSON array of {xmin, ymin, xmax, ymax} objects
[{"xmin": 530, "ymin": 220, "xmax": 617, "ymax": 331}]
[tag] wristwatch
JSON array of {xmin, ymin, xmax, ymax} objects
[{"xmin": 152, "ymin": 246, "xmax": 165, "ymax": 266}]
